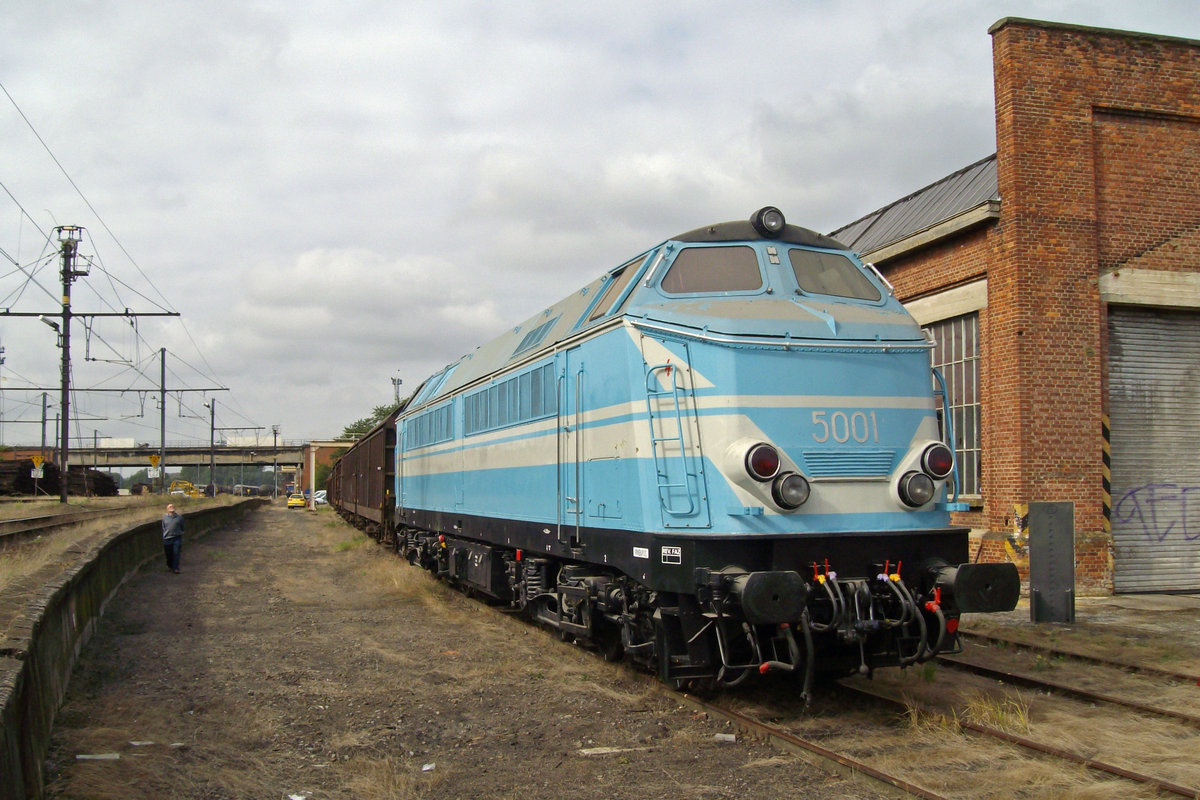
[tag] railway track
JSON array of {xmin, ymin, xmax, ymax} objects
[
  {"xmin": 936, "ymin": 647, "xmax": 1200, "ymax": 728},
  {"xmin": 0, "ymin": 507, "xmax": 136, "ymax": 544},
  {"xmin": 655, "ymin": 623, "xmax": 1200, "ymax": 798},
  {"xmin": 838, "ymin": 681, "xmax": 1200, "ymax": 798},
  {"xmin": 673, "ymin": 688, "xmax": 950, "ymax": 800},
  {"xmin": 353, "ymin": 524, "xmax": 1200, "ymax": 797},
  {"xmin": 678, "ymin": 665, "xmax": 1200, "ymax": 799},
  {"xmin": 958, "ymin": 628, "xmax": 1200, "ymax": 684},
  {"xmin": 826, "ymin": 627, "xmax": 1200, "ymax": 798}
]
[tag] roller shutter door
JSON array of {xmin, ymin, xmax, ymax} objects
[{"xmin": 1108, "ymin": 307, "xmax": 1200, "ymax": 593}]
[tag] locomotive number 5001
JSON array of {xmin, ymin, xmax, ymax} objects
[{"xmin": 810, "ymin": 410, "xmax": 880, "ymax": 443}]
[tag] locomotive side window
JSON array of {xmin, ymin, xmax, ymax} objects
[
  {"xmin": 463, "ymin": 362, "xmax": 556, "ymax": 436},
  {"xmin": 407, "ymin": 403, "xmax": 453, "ymax": 449},
  {"xmin": 788, "ymin": 249, "xmax": 881, "ymax": 301},
  {"xmin": 659, "ymin": 246, "xmax": 762, "ymax": 294},
  {"xmin": 587, "ymin": 254, "xmax": 648, "ymax": 322}
]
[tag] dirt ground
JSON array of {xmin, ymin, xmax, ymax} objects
[{"xmin": 42, "ymin": 504, "xmax": 890, "ymax": 800}]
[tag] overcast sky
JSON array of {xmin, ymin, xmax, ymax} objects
[{"xmin": 2, "ymin": 1, "xmax": 1197, "ymax": 449}]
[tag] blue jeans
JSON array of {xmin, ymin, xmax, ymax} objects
[{"xmin": 164, "ymin": 537, "xmax": 182, "ymax": 572}]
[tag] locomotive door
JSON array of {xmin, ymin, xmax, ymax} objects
[{"xmin": 557, "ymin": 347, "xmax": 584, "ymax": 548}]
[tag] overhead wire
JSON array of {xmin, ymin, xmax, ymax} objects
[
  {"xmin": 1, "ymin": 81, "xmax": 177, "ymax": 313},
  {"xmin": 1, "ymin": 81, "xmax": 254, "ymax": 443}
]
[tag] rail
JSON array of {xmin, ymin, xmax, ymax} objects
[
  {"xmin": 673, "ymin": 690, "xmax": 948, "ymax": 800},
  {"xmin": 0, "ymin": 508, "xmax": 133, "ymax": 543}
]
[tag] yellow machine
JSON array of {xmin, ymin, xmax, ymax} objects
[{"xmin": 168, "ymin": 480, "xmax": 204, "ymax": 498}]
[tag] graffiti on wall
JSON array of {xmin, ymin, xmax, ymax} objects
[{"xmin": 1114, "ymin": 483, "xmax": 1200, "ymax": 542}]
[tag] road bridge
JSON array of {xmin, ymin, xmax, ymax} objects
[{"xmin": 10, "ymin": 445, "xmax": 306, "ymax": 469}]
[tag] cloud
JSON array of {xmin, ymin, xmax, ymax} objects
[{"xmin": 2, "ymin": 0, "xmax": 1197, "ymax": 442}]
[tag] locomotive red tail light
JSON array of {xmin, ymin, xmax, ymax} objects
[
  {"xmin": 745, "ymin": 443, "xmax": 781, "ymax": 481},
  {"xmin": 898, "ymin": 471, "xmax": 935, "ymax": 508},
  {"xmin": 772, "ymin": 473, "xmax": 811, "ymax": 510},
  {"xmin": 921, "ymin": 443, "xmax": 954, "ymax": 480}
]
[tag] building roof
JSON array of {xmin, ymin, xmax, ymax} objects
[{"xmin": 831, "ymin": 154, "xmax": 999, "ymax": 257}]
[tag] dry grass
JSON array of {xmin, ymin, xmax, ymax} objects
[
  {"xmin": 0, "ymin": 496, "xmax": 237, "ymax": 605},
  {"xmin": 324, "ymin": 513, "xmax": 663, "ymax": 711},
  {"xmin": 337, "ymin": 754, "xmax": 448, "ymax": 800},
  {"xmin": 0, "ymin": 494, "xmax": 171, "ymax": 520},
  {"xmin": 1029, "ymin": 702, "xmax": 1200, "ymax": 789},
  {"xmin": 964, "ymin": 615, "xmax": 1200, "ymax": 676},
  {"xmin": 901, "ymin": 698, "xmax": 959, "ymax": 735},
  {"xmin": 959, "ymin": 690, "xmax": 1031, "ymax": 733},
  {"xmin": 899, "ymin": 687, "xmax": 1031, "ymax": 738}
]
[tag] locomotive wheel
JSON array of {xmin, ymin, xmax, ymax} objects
[{"xmin": 684, "ymin": 677, "xmax": 717, "ymax": 694}]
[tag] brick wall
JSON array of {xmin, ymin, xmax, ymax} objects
[
  {"xmin": 881, "ymin": 20, "xmax": 1200, "ymax": 593},
  {"xmin": 989, "ymin": 20, "xmax": 1200, "ymax": 592}
]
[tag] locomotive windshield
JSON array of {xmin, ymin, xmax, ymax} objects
[
  {"xmin": 660, "ymin": 246, "xmax": 763, "ymax": 294},
  {"xmin": 789, "ymin": 249, "xmax": 881, "ymax": 301},
  {"xmin": 587, "ymin": 253, "xmax": 648, "ymax": 321}
]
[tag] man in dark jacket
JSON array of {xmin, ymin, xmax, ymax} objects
[{"xmin": 162, "ymin": 503, "xmax": 184, "ymax": 574}]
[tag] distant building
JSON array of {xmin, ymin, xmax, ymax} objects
[
  {"xmin": 832, "ymin": 19, "xmax": 1200, "ymax": 593},
  {"xmin": 296, "ymin": 440, "xmax": 352, "ymax": 493}
]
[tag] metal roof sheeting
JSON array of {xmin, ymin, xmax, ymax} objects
[{"xmin": 831, "ymin": 154, "xmax": 998, "ymax": 256}]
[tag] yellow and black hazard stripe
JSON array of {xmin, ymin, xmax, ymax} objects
[{"xmin": 1101, "ymin": 413, "xmax": 1111, "ymax": 534}]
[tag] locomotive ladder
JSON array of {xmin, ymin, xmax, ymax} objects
[{"xmin": 644, "ymin": 362, "xmax": 700, "ymax": 517}]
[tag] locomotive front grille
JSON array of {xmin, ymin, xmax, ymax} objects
[{"xmin": 801, "ymin": 450, "xmax": 897, "ymax": 478}]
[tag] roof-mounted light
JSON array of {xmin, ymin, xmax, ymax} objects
[{"xmin": 750, "ymin": 206, "xmax": 786, "ymax": 238}]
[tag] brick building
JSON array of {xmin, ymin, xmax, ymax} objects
[{"xmin": 832, "ymin": 18, "xmax": 1200, "ymax": 594}]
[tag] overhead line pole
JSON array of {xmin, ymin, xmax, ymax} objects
[
  {"xmin": 208, "ymin": 398, "xmax": 215, "ymax": 495},
  {"xmin": 1, "ymin": 225, "xmax": 181, "ymax": 503},
  {"xmin": 38, "ymin": 392, "xmax": 46, "ymax": 496},
  {"xmin": 160, "ymin": 347, "xmax": 166, "ymax": 495},
  {"xmin": 57, "ymin": 227, "xmax": 79, "ymax": 504}
]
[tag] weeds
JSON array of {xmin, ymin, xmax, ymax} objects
[
  {"xmin": 960, "ymin": 690, "xmax": 1030, "ymax": 733},
  {"xmin": 1031, "ymin": 653, "xmax": 1055, "ymax": 671},
  {"xmin": 902, "ymin": 699, "xmax": 957, "ymax": 734}
]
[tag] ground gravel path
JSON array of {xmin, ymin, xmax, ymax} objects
[{"xmin": 43, "ymin": 504, "xmax": 884, "ymax": 800}]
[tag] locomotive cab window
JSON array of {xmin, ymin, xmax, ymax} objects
[
  {"xmin": 788, "ymin": 249, "xmax": 881, "ymax": 301},
  {"xmin": 586, "ymin": 254, "xmax": 648, "ymax": 322},
  {"xmin": 659, "ymin": 246, "xmax": 763, "ymax": 294}
]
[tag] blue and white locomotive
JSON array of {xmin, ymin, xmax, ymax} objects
[{"xmin": 388, "ymin": 207, "xmax": 1018, "ymax": 692}]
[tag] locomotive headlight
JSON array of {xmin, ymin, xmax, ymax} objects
[
  {"xmin": 898, "ymin": 471, "xmax": 935, "ymax": 508},
  {"xmin": 750, "ymin": 206, "xmax": 786, "ymax": 238},
  {"xmin": 745, "ymin": 442, "xmax": 781, "ymax": 481},
  {"xmin": 771, "ymin": 472, "xmax": 810, "ymax": 510},
  {"xmin": 921, "ymin": 443, "xmax": 954, "ymax": 480}
]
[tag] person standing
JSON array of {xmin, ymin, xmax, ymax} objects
[{"xmin": 162, "ymin": 503, "xmax": 184, "ymax": 574}]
